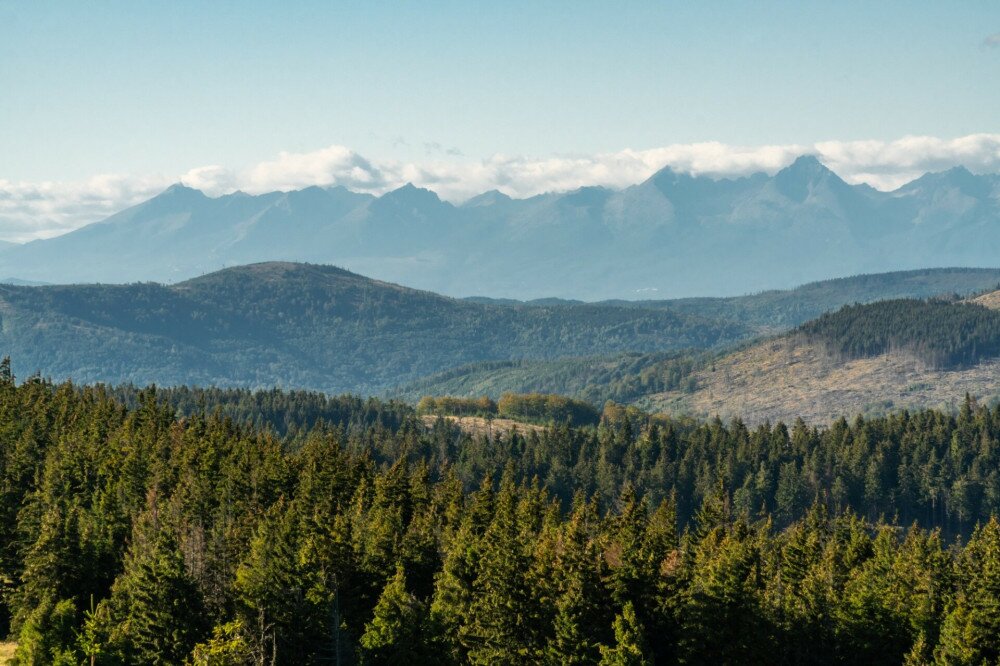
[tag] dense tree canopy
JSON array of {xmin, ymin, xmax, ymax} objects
[
  {"xmin": 5, "ymin": 369, "xmax": 1000, "ymax": 662},
  {"xmin": 801, "ymin": 298, "xmax": 1000, "ymax": 368}
]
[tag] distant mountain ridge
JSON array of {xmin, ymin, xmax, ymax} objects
[{"xmin": 1, "ymin": 158, "xmax": 999, "ymax": 299}]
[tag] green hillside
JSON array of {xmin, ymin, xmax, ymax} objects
[
  {"xmin": 390, "ymin": 351, "xmax": 705, "ymax": 406},
  {"xmin": 0, "ymin": 262, "xmax": 748, "ymax": 394},
  {"xmin": 399, "ymin": 269, "xmax": 1000, "ymax": 405}
]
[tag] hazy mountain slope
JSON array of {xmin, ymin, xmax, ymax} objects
[
  {"xmin": 0, "ymin": 262, "xmax": 748, "ymax": 394},
  {"xmin": 0, "ymin": 278, "xmax": 48, "ymax": 286},
  {"xmin": 0, "ymin": 159, "xmax": 998, "ymax": 299}
]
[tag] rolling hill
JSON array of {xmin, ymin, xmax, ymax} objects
[
  {"xmin": 5, "ymin": 262, "xmax": 1000, "ymax": 402},
  {"xmin": 0, "ymin": 262, "xmax": 748, "ymax": 394},
  {"xmin": 474, "ymin": 267, "xmax": 1000, "ymax": 331},
  {"xmin": 1, "ymin": 158, "xmax": 999, "ymax": 299},
  {"xmin": 391, "ymin": 268, "xmax": 1000, "ymax": 401}
]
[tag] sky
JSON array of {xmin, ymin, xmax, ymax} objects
[{"xmin": 1, "ymin": 1, "xmax": 999, "ymax": 241}]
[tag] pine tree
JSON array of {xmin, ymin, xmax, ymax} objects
[
  {"xmin": 11, "ymin": 597, "xmax": 77, "ymax": 666},
  {"xmin": 235, "ymin": 498, "xmax": 331, "ymax": 663},
  {"xmin": 545, "ymin": 575, "xmax": 600, "ymax": 665},
  {"xmin": 429, "ymin": 476, "xmax": 493, "ymax": 663},
  {"xmin": 678, "ymin": 520, "xmax": 769, "ymax": 663},
  {"xmin": 465, "ymin": 474, "xmax": 540, "ymax": 664}
]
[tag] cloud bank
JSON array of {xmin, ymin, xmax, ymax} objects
[{"xmin": 2, "ymin": 134, "xmax": 1000, "ymax": 242}]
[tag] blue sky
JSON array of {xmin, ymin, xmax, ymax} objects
[{"xmin": 1, "ymin": 1, "xmax": 999, "ymax": 240}]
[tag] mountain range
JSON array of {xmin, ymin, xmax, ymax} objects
[{"xmin": 2, "ymin": 157, "xmax": 999, "ymax": 299}]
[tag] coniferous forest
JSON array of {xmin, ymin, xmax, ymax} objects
[
  {"xmin": 4, "ymin": 360, "xmax": 1000, "ymax": 664},
  {"xmin": 801, "ymin": 299, "xmax": 1000, "ymax": 369},
  {"xmin": 7, "ymin": 3, "xmax": 1000, "ymax": 665}
]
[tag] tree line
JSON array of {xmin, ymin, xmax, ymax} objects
[
  {"xmin": 417, "ymin": 393, "xmax": 601, "ymax": 426},
  {"xmin": 800, "ymin": 298, "xmax": 1000, "ymax": 368}
]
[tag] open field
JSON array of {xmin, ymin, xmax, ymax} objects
[
  {"xmin": 421, "ymin": 414, "xmax": 546, "ymax": 437},
  {"xmin": 0, "ymin": 642, "xmax": 16, "ymax": 664}
]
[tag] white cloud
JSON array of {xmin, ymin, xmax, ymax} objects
[
  {"xmin": 244, "ymin": 145, "xmax": 389, "ymax": 193},
  {"xmin": 2, "ymin": 133, "xmax": 1000, "ymax": 242},
  {"xmin": 815, "ymin": 134, "xmax": 1000, "ymax": 189},
  {"xmin": 0, "ymin": 174, "xmax": 173, "ymax": 242},
  {"xmin": 180, "ymin": 165, "xmax": 238, "ymax": 194}
]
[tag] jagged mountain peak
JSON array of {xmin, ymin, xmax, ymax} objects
[
  {"xmin": 461, "ymin": 189, "xmax": 513, "ymax": 208},
  {"xmin": 772, "ymin": 154, "xmax": 846, "ymax": 202},
  {"xmin": 1, "ymin": 162, "xmax": 999, "ymax": 299},
  {"xmin": 561, "ymin": 185, "xmax": 613, "ymax": 207},
  {"xmin": 379, "ymin": 182, "xmax": 447, "ymax": 206},
  {"xmin": 898, "ymin": 166, "xmax": 992, "ymax": 199},
  {"xmin": 159, "ymin": 182, "xmax": 207, "ymax": 198}
]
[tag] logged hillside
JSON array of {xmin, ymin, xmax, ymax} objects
[
  {"xmin": 0, "ymin": 262, "xmax": 748, "ymax": 394},
  {"xmin": 643, "ymin": 294, "xmax": 1000, "ymax": 424},
  {"xmin": 394, "ymin": 272, "xmax": 1000, "ymax": 403}
]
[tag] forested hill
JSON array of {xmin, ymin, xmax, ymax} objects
[
  {"xmin": 475, "ymin": 267, "xmax": 1000, "ymax": 331},
  {"xmin": 0, "ymin": 262, "xmax": 749, "ymax": 394},
  {"xmin": 6, "ymin": 263, "xmax": 1000, "ymax": 399},
  {"xmin": 800, "ymin": 298, "xmax": 1000, "ymax": 368},
  {"xmin": 389, "ymin": 269, "xmax": 1000, "ymax": 400},
  {"xmin": 610, "ymin": 267, "xmax": 1000, "ymax": 330},
  {"xmin": 400, "ymin": 294, "xmax": 1000, "ymax": 424}
]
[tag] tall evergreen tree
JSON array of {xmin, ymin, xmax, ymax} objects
[
  {"xmin": 599, "ymin": 602, "xmax": 651, "ymax": 666},
  {"xmin": 83, "ymin": 505, "xmax": 208, "ymax": 665},
  {"xmin": 359, "ymin": 566, "xmax": 429, "ymax": 665}
]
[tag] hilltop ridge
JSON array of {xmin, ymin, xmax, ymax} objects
[{"xmin": 0, "ymin": 262, "xmax": 747, "ymax": 394}]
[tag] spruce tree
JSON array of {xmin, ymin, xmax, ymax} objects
[
  {"xmin": 465, "ymin": 474, "xmax": 540, "ymax": 664},
  {"xmin": 83, "ymin": 507, "xmax": 208, "ymax": 665},
  {"xmin": 599, "ymin": 602, "xmax": 650, "ymax": 666},
  {"xmin": 359, "ymin": 566, "xmax": 428, "ymax": 665},
  {"xmin": 936, "ymin": 518, "xmax": 1000, "ymax": 664}
]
